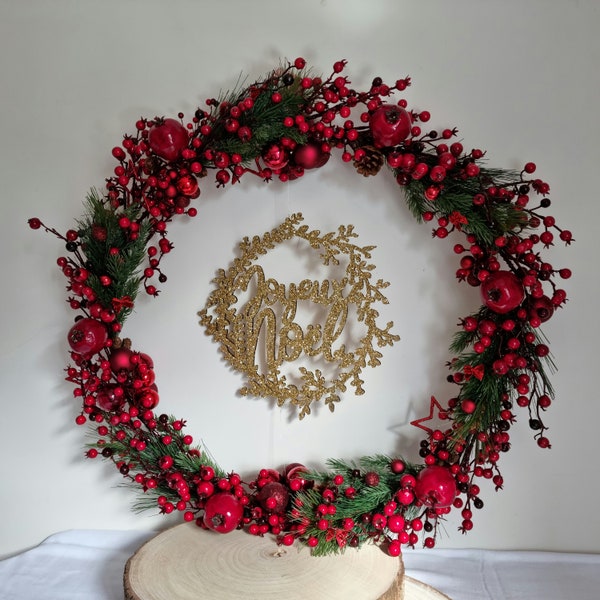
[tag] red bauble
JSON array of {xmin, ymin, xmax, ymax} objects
[
  {"xmin": 414, "ymin": 466, "xmax": 457, "ymax": 508},
  {"xmin": 369, "ymin": 104, "xmax": 412, "ymax": 147},
  {"xmin": 96, "ymin": 384, "xmax": 124, "ymax": 411},
  {"xmin": 135, "ymin": 385, "xmax": 159, "ymax": 409},
  {"xmin": 67, "ymin": 318, "xmax": 108, "ymax": 356},
  {"xmin": 257, "ymin": 481, "xmax": 290, "ymax": 513},
  {"xmin": 283, "ymin": 462, "xmax": 305, "ymax": 477},
  {"xmin": 109, "ymin": 347, "xmax": 134, "ymax": 372},
  {"xmin": 176, "ymin": 175, "xmax": 199, "ymax": 198},
  {"xmin": 203, "ymin": 493, "xmax": 243, "ymax": 533},
  {"xmin": 261, "ymin": 143, "xmax": 289, "ymax": 170},
  {"xmin": 293, "ymin": 142, "xmax": 330, "ymax": 170},
  {"xmin": 148, "ymin": 118, "xmax": 188, "ymax": 162},
  {"xmin": 480, "ymin": 271, "xmax": 525, "ymax": 314}
]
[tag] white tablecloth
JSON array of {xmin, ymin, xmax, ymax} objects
[{"xmin": 0, "ymin": 530, "xmax": 598, "ymax": 599}]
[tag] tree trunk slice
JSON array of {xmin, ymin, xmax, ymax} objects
[{"xmin": 123, "ymin": 523, "xmax": 404, "ymax": 600}]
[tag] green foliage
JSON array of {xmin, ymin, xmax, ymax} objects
[
  {"xmin": 404, "ymin": 167, "xmax": 529, "ymax": 245},
  {"xmin": 77, "ymin": 190, "xmax": 151, "ymax": 322},
  {"xmin": 206, "ymin": 70, "xmax": 309, "ymax": 162}
]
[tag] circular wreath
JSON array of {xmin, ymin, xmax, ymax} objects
[{"xmin": 29, "ymin": 58, "xmax": 572, "ymax": 557}]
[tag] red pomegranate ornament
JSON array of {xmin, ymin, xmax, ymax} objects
[
  {"xmin": 414, "ymin": 465, "xmax": 457, "ymax": 508},
  {"xmin": 293, "ymin": 142, "xmax": 330, "ymax": 170},
  {"xmin": 202, "ymin": 492, "xmax": 243, "ymax": 533},
  {"xmin": 257, "ymin": 481, "xmax": 290, "ymax": 513},
  {"xmin": 67, "ymin": 318, "xmax": 108, "ymax": 356},
  {"xmin": 148, "ymin": 118, "xmax": 189, "ymax": 162},
  {"xmin": 369, "ymin": 104, "xmax": 412, "ymax": 147},
  {"xmin": 261, "ymin": 143, "xmax": 290, "ymax": 171},
  {"xmin": 529, "ymin": 295, "xmax": 554, "ymax": 323},
  {"xmin": 480, "ymin": 270, "xmax": 525, "ymax": 314}
]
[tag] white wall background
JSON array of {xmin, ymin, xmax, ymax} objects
[{"xmin": 1, "ymin": 0, "xmax": 599, "ymax": 559}]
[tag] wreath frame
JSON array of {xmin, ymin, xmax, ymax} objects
[{"xmin": 29, "ymin": 57, "xmax": 572, "ymax": 557}]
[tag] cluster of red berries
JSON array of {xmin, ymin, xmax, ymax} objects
[{"xmin": 28, "ymin": 57, "xmax": 571, "ymax": 556}]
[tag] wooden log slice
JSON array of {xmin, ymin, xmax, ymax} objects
[{"xmin": 124, "ymin": 523, "xmax": 404, "ymax": 600}]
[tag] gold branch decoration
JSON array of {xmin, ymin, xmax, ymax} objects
[{"xmin": 199, "ymin": 214, "xmax": 399, "ymax": 419}]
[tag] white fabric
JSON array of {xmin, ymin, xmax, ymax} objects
[{"xmin": 0, "ymin": 530, "xmax": 599, "ymax": 599}]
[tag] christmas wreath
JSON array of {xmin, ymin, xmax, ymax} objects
[{"xmin": 29, "ymin": 58, "xmax": 572, "ymax": 557}]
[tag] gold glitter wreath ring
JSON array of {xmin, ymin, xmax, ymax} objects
[{"xmin": 199, "ymin": 213, "xmax": 399, "ymax": 418}]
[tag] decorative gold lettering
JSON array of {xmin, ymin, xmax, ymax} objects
[{"xmin": 199, "ymin": 213, "xmax": 399, "ymax": 419}]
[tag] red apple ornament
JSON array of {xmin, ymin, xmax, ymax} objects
[
  {"xmin": 369, "ymin": 104, "xmax": 412, "ymax": 147},
  {"xmin": 414, "ymin": 465, "xmax": 457, "ymax": 508},
  {"xmin": 203, "ymin": 493, "xmax": 243, "ymax": 533},
  {"xmin": 480, "ymin": 270, "xmax": 525, "ymax": 314},
  {"xmin": 67, "ymin": 318, "xmax": 108, "ymax": 356},
  {"xmin": 148, "ymin": 118, "xmax": 188, "ymax": 162}
]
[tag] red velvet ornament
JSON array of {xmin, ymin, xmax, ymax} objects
[
  {"xmin": 261, "ymin": 143, "xmax": 289, "ymax": 170},
  {"xmin": 414, "ymin": 465, "xmax": 457, "ymax": 508},
  {"xmin": 148, "ymin": 118, "xmax": 188, "ymax": 162},
  {"xmin": 67, "ymin": 318, "xmax": 108, "ymax": 356},
  {"xmin": 293, "ymin": 142, "xmax": 330, "ymax": 170},
  {"xmin": 257, "ymin": 481, "xmax": 290, "ymax": 513},
  {"xmin": 203, "ymin": 493, "xmax": 243, "ymax": 533},
  {"xmin": 369, "ymin": 104, "xmax": 412, "ymax": 147},
  {"xmin": 480, "ymin": 271, "xmax": 525, "ymax": 314}
]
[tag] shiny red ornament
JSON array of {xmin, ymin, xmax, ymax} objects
[
  {"xmin": 136, "ymin": 385, "xmax": 159, "ymax": 409},
  {"xmin": 96, "ymin": 384, "xmax": 124, "ymax": 411},
  {"xmin": 480, "ymin": 271, "xmax": 525, "ymax": 314},
  {"xmin": 148, "ymin": 118, "xmax": 188, "ymax": 161},
  {"xmin": 176, "ymin": 175, "xmax": 200, "ymax": 198},
  {"xmin": 109, "ymin": 347, "xmax": 134, "ymax": 372},
  {"xmin": 293, "ymin": 142, "xmax": 330, "ymax": 170},
  {"xmin": 414, "ymin": 465, "xmax": 457, "ymax": 508},
  {"xmin": 67, "ymin": 318, "xmax": 108, "ymax": 356},
  {"xmin": 369, "ymin": 104, "xmax": 412, "ymax": 147},
  {"xmin": 203, "ymin": 492, "xmax": 243, "ymax": 533},
  {"xmin": 261, "ymin": 143, "xmax": 289, "ymax": 170}
]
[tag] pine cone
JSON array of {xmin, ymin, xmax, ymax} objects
[{"xmin": 353, "ymin": 146, "xmax": 384, "ymax": 177}]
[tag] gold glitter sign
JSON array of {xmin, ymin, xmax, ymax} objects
[{"xmin": 199, "ymin": 214, "xmax": 399, "ymax": 419}]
